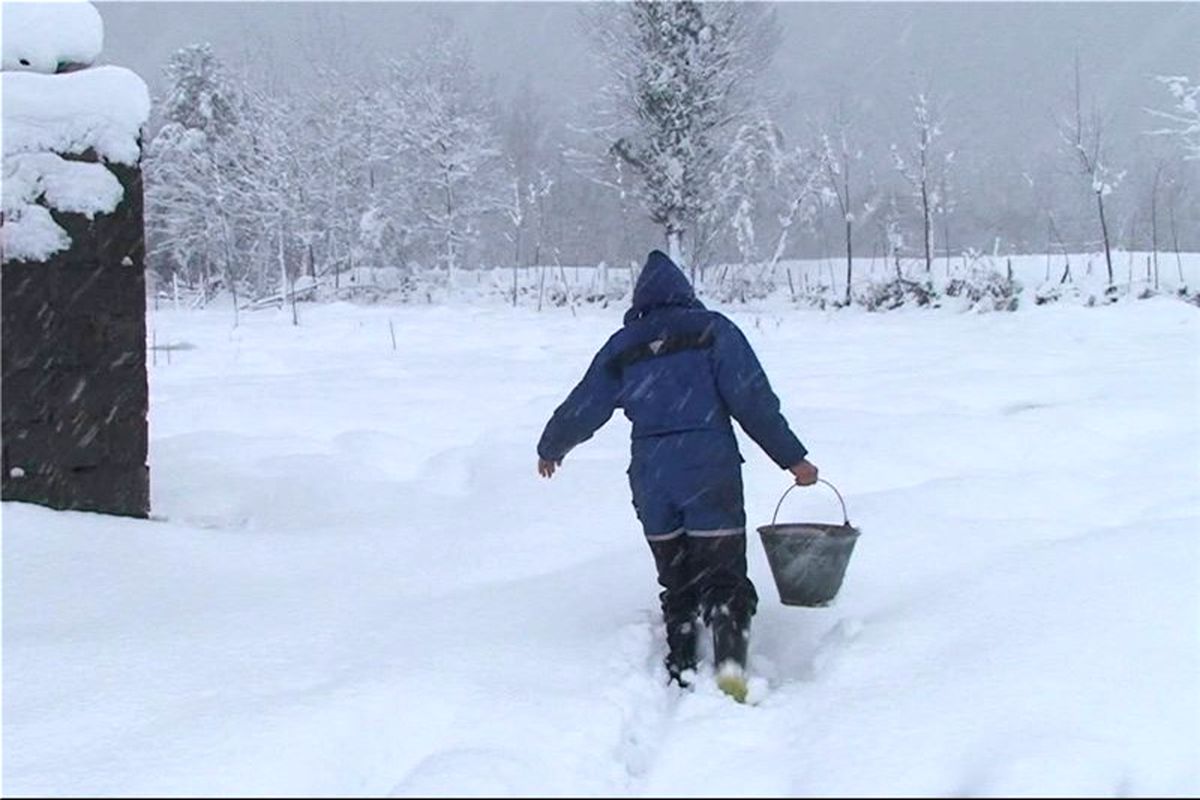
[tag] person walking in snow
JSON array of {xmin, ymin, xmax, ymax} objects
[{"xmin": 536, "ymin": 250, "xmax": 817, "ymax": 701}]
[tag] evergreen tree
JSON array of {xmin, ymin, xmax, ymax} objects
[{"xmin": 588, "ymin": 0, "xmax": 778, "ymax": 263}]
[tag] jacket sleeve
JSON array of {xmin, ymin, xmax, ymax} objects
[
  {"xmin": 712, "ymin": 317, "xmax": 807, "ymax": 470},
  {"xmin": 537, "ymin": 339, "xmax": 621, "ymax": 462}
]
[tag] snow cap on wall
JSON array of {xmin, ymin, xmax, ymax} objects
[
  {"xmin": 2, "ymin": 67, "xmax": 151, "ymax": 165},
  {"xmin": 2, "ymin": 0, "xmax": 104, "ymax": 73},
  {"xmin": 1, "ymin": 2, "xmax": 148, "ymax": 265}
]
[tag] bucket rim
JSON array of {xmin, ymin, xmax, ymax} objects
[{"xmin": 757, "ymin": 521, "xmax": 860, "ymax": 538}]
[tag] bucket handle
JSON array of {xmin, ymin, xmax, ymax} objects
[{"xmin": 771, "ymin": 479, "xmax": 850, "ymax": 528}]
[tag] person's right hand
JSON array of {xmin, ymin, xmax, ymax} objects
[{"xmin": 789, "ymin": 459, "xmax": 819, "ymax": 486}]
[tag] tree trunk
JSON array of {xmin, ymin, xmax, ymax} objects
[
  {"xmin": 1045, "ymin": 220, "xmax": 1053, "ymax": 282},
  {"xmin": 921, "ymin": 182, "xmax": 932, "ymax": 275},
  {"xmin": 667, "ymin": 228, "xmax": 684, "ymax": 265},
  {"xmin": 201, "ymin": 256, "xmax": 211, "ymax": 307},
  {"xmin": 512, "ymin": 225, "xmax": 521, "ymax": 307},
  {"xmin": 444, "ymin": 171, "xmax": 456, "ymax": 289},
  {"xmin": 943, "ymin": 219, "xmax": 952, "ymax": 276},
  {"xmin": 844, "ymin": 219, "xmax": 853, "ymax": 305},
  {"xmin": 218, "ymin": 222, "xmax": 238, "ymax": 325},
  {"xmin": 1150, "ymin": 170, "xmax": 1160, "ymax": 291},
  {"xmin": 1097, "ymin": 190, "xmax": 1113, "ymax": 286},
  {"xmin": 1060, "ymin": 256, "xmax": 1073, "ymax": 285},
  {"xmin": 277, "ymin": 226, "xmax": 294, "ymax": 325},
  {"xmin": 228, "ymin": 264, "xmax": 240, "ymax": 328},
  {"xmin": 332, "ymin": 229, "xmax": 340, "ymax": 291},
  {"xmin": 1169, "ymin": 202, "xmax": 1183, "ymax": 284}
]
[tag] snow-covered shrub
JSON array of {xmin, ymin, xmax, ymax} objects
[
  {"xmin": 1033, "ymin": 281, "xmax": 1123, "ymax": 308},
  {"xmin": 542, "ymin": 280, "xmax": 574, "ymax": 308},
  {"xmin": 854, "ymin": 277, "xmax": 939, "ymax": 312},
  {"xmin": 944, "ymin": 267, "xmax": 1021, "ymax": 312},
  {"xmin": 325, "ymin": 266, "xmax": 410, "ymax": 303},
  {"xmin": 1093, "ymin": 284, "xmax": 1121, "ymax": 306},
  {"xmin": 573, "ymin": 263, "xmax": 630, "ymax": 306},
  {"xmin": 579, "ymin": 284, "xmax": 629, "ymax": 307},
  {"xmin": 791, "ymin": 280, "xmax": 840, "ymax": 310},
  {"xmin": 321, "ymin": 264, "xmax": 459, "ymax": 305},
  {"xmin": 1034, "ymin": 282, "xmax": 1072, "ymax": 306},
  {"xmin": 708, "ymin": 268, "xmax": 777, "ymax": 304}
]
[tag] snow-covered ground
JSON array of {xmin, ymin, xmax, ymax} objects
[{"xmin": 4, "ymin": 296, "xmax": 1199, "ymax": 796}]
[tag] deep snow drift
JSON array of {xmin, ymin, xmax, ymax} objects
[{"xmin": 4, "ymin": 297, "xmax": 1198, "ymax": 796}]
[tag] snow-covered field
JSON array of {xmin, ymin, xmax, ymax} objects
[{"xmin": 4, "ymin": 296, "xmax": 1199, "ymax": 797}]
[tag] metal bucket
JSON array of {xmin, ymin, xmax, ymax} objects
[{"xmin": 757, "ymin": 479, "xmax": 860, "ymax": 607}]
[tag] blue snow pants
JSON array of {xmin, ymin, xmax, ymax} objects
[{"xmin": 628, "ymin": 432, "xmax": 758, "ymax": 627}]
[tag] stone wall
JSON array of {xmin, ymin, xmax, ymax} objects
[{"xmin": 2, "ymin": 155, "xmax": 150, "ymax": 517}]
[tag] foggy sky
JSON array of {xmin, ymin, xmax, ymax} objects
[{"xmin": 93, "ymin": 1, "xmax": 1199, "ymax": 170}]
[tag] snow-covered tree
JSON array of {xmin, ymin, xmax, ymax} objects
[
  {"xmin": 712, "ymin": 112, "xmax": 785, "ymax": 270},
  {"xmin": 871, "ymin": 190, "xmax": 905, "ymax": 279},
  {"xmin": 526, "ymin": 170, "xmax": 555, "ymax": 269},
  {"xmin": 301, "ymin": 69, "xmax": 373, "ymax": 289},
  {"xmin": 148, "ymin": 45, "xmax": 344, "ymax": 316},
  {"xmin": 340, "ymin": 78, "xmax": 417, "ymax": 281},
  {"xmin": 821, "ymin": 110, "xmax": 865, "ymax": 303},
  {"xmin": 1059, "ymin": 56, "xmax": 1121, "ymax": 286},
  {"xmin": 586, "ymin": 0, "xmax": 779, "ymax": 263},
  {"xmin": 159, "ymin": 43, "xmax": 239, "ymax": 136},
  {"xmin": 387, "ymin": 23, "xmax": 505, "ymax": 283},
  {"xmin": 891, "ymin": 91, "xmax": 951, "ymax": 275},
  {"xmin": 145, "ymin": 44, "xmax": 246, "ymax": 302},
  {"xmin": 498, "ymin": 79, "xmax": 551, "ymax": 269},
  {"xmin": 764, "ymin": 145, "xmax": 826, "ymax": 275},
  {"xmin": 233, "ymin": 85, "xmax": 313, "ymax": 311}
]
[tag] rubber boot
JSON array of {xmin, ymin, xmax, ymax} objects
[
  {"xmin": 711, "ymin": 607, "xmax": 750, "ymax": 702},
  {"xmin": 664, "ymin": 616, "xmax": 699, "ymax": 687}
]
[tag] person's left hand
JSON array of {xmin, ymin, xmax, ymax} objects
[
  {"xmin": 537, "ymin": 458, "xmax": 560, "ymax": 478},
  {"xmin": 789, "ymin": 459, "xmax": 819, "ymax": 486}
]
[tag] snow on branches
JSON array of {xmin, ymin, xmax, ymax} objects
[
  {"xmin": 142, "ymin": 23, "xmax": 509, "ymax": 304},
  {"xmin": 1150, "ymin": 75, "xmax": 1200, "ymax": 160},
  {"xmin": 387, "ymin": 25, "xmax": 505, "ymax": 282},
  {"xmin": 891, "ymin": 92, "xmax": 952, "ymax": 275},
  {"xmin": 1057, "ymin": 56, "xmax": 1121, "ymax": 286},
  {"xmin": 587, "ymin": 0, "xmax": 778, "ymax": 263}
]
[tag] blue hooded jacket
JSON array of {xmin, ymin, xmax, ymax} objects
[{"xmin": 537, "ymin": 251, "xmax": 806, "ymax": 473}]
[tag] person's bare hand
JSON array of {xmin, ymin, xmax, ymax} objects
[
  {"xmin": 538, "ymin": 458, "xmax": 560, "ymax": 478},
  {"xmin": 789, "ymin": 459, "xmax": 818, "ymax": 486}
]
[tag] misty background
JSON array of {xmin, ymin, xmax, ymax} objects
[{"xmin": 93, "ymin": 1, "xmax": 1199, "ymax": 278}]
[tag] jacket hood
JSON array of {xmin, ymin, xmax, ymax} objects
[{"xmin": 624, "ymin": 250, "xmax": 704, "ymax": 324}]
